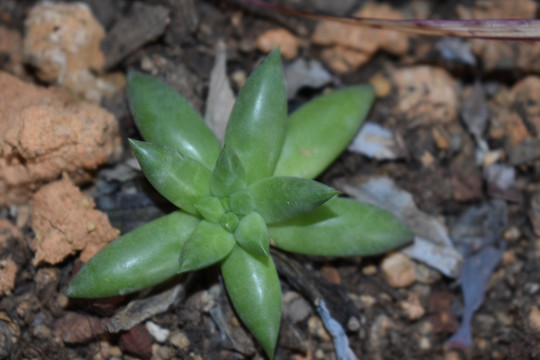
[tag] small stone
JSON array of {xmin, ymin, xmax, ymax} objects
[
  {"xmin": 414, "ymin": 262, "xmax": 442, "ymax": 284},
  {"xmin": 369, "ymin": 74, "xmax": 391, "ymax": 98},
  {"xmin": 152, "ymin": 344, "xmax": 175, "ymax": 360},
  {"xmin": 528, "ymin": 306, "xmax": 540, "ymax": 337},
  {"xmin": 170, "ymin": 331, "xmax": 190, "ymax": 350},
  {"xmin": 399, "ymin": 293, "xmax": 425, "ymax": 320},
  {"xmin": 419, "ymin": 336, "xmax": 431, "ymax": 350},
  {"xmin": 308, "ymin": 316, "xmax": 331, "ymax": 341},
  {"xmin": 145, "ymin": 321, "xmax": 169, "ymax": 343},
  {"xmin": 0, "ymin": 258, "xmax": 17, "ymax": 296},
  {"xmin": 381, "ymin": 253, "xmax": 416, "ymax": 288},
  {"xmin": 503, "ymin": 226, "xmax": 521, "ymax": 241},
  {"xmin": 320, "ymin": 265, "xmax": 341, "ymax": 285},
  {"xmin": 347, "ymin": 317, "xmax": 361, "ymax": 332},
  {"xmin": 501, "ymin": 249, "xmax": 516, "ymax": 266},
  {"xmin": 362, "ymin": 264, "xmax": 377, "ymax": 275},
  {"xmin": 32, "ymin": 324, "xmax": 51, "ymax": 340},
  {"xmin": 432, "ymin": 127, "xmax": 450, "ymax": 150},
  {"xmin": 283, "ymin": 291, "xmax": 312, "ymax": 324},
  {"xmin": 420, "ymin": 151, "xmax": 436, "ymax": 167},
  {"xmin": 444, "ymin": 350, "xmax": 462, "ymax": 360},
  {"xmin": 256, "ymin": 28, "xmax": 299, "ymax": 60}
]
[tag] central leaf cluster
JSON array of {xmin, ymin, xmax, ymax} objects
[{"xmin": 130, "ymin": 138, "xmax": 338, "ymax": 274}]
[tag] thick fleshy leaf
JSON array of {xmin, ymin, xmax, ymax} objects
[
  {"xmin": 178, "ymin": 221, "xmax": 235, "ymax": 273},
  {"xmin": 65, "ymin": 211, "xmax": 200, "ymax": 298},
  {"xmin": 221, "ymin": 245, "xmax": 281, "ymax": 358},
  {"xmin": 130, "ymin": 139, "xmax": 211, "ymax": 215},
  {"xmin": 269, "ymin": 197, "xmax": 413, "ymax": 256},
  {"xmin": 249, "ymin": 176, "xmax": 339, "ymax": 224},
  {"xmin": 224, "ymin": 49, "xmax": 287, "ymax": 183},
  {"xmin": 127, "ymin": 71, "xmax": 221, "ymax": 169},
  {"xmin": 220, "ymin": 212, "xmax": 240, "ymax": 232},
  {"xmin": 210, "ymin": 145, "xmax": 247, "ymax": 197},
  {"xmin": 234, "ymin": 212, "xmax": 270, "ymax": 257},
  {"xmin": 229, "ymin": 190, "xmax": 255, "ymax": 216},
  {"xmin": 274, "ymin": 86, "xmax": 374, "ymax": 179},
  {"xmin": 195, "ymin": 196, "xmax": 225, "ymax": 223}
]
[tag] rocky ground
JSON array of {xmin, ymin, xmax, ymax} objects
[{"xmin": 1, "ymin": 0, "xmax": 540, "ymax": 359}]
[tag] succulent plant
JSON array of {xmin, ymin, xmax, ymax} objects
[{"xmin": 66, "ymin": 49, "xmax": 412, "ymax": 358}]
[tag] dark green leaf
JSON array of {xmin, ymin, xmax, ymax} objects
[
  {"xmin": 274, "ymin": 86, "xmax": 374, "ymax": 178},
  {"xmin": 127, "ymin": 71, "xmax": 221, "ymax": 169},
  {"xmin": 249, "ymin": 176, "xmax": 339, "ymax": 224},
  {"xmin": 130, "ymin": 139, "xmax": 211, "ymax": 215},
  {"xmin": 221, "ymin": 245, "xmax": 281, "ymax": 359},
  {"xmin": 269, "ymin": 197, "xmax": 413, "ymax": 256},
  {"xmin": 65, "ymin": 211, "xmax": 200, "ymax": 298},
  {"xmin": 224, "ymin": 49, "xmax": 287, "ymax": 183}
]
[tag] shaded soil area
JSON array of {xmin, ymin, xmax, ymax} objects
[{"xmin": 1, "ymin": 0, "xmax": 540, "ymax": 359}]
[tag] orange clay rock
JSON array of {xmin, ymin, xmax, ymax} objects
[
  {"xmin": 391, "ymin": 66, "xmax": 458, "ymax": 125},
  {"xmin": 0, "ymin": 219, "xmax": 23, "ymax": 296},
  {"xmin": 22, "ymin": 1, "xmax": 124, "ymax": 102},
  {"xmin": 0, "ymin": 71, "xmax": 121, "ymax": 206},
  {"xmin": 31, "ymin": 174, "xmax": 120, "ymax": 266},
  {"xmin": 23, "ymin": 1, "xmax": 105, "ymax": 83},
  {"xmin": 312, "ymin": 2, "xmax": 409, "ymax": 72},
  {"xmin": 256, "ymin": 28, "xmax": 299, "ymax": 60}
]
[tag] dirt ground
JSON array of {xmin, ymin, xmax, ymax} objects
[{"xmin": 1, "ymin": 0, "xmax": 540, "ymax": 359}]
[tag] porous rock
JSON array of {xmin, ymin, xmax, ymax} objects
[
  {"xmin": 0, "ymin": 71, "xmax": 121, "ymax": 206},
  {"xmin": 31, "ymin": 174, "xmax": 120, "ymax": 265}
]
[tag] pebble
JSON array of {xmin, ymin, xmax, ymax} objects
[
  {"xmin": 283, "ymin": 291, "xmax": 312, "ymax": 324},
  {"xmin": 320, "ymin": 265, "xmax": 341, "ymax": 285},
  {"xmin": 362, "ymin": 264, "xmax": 377, "ymax": 276},
  {"xmin": 169, "ymin": 331, "xmax": 190, "ymax": 350},
  {"xmin": 528, "ymin": 306, "xmax": 540, "ymax": 337},
  {"xmin": 369, "ymin": 74, "xmax": 391, "ymax": 98},
  {"xmin": 381, "ymin": 253, "xmax": 416, "ymax": 288},
  {"xmin": 399, "ymin": 293, "xmax": 425, "ymax": 320},
  {"xmin": 307, "ymin": 315, "xmax": 331, "ymax": 341},
  {"xmin": 256, "ymin": 28, "xmax": 299, "ymax": 60},
  {"xmin": 419, "ymin": 336, "xmax": 431, "ymax": 350},
  {"xmin": 145, "ymin": 321, "xmax": 169, "ymax": 343},
  {"xmin": 503, "ymin": 226, "xmax": 521, "ymax": 241}
]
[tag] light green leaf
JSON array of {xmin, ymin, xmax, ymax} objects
[
  {"xmin": 65, "ymin": 211, "xmax": 200, "ymax": 298},
  {"xmin": 210, "ymin": 145, "xmax": 247, "ymax": 197},
  {"xmin": 269, "ymin": 197, "xmax": 413, "ymax": 256},
  {"xmin": 234, "ymin": 212, "xmax": 269, "ymax": 257},
  {"xmin": 249, "ymin": 176, "xmax": 339, "ymax": 224},
  {"xmin": 127, "ymin": 71, "xmax": 221, "ymax": 169},
  {"xmin": 130, "ymin": 139, "xmax": 211, "ymax": 215},
  {"xmin": 221, "ymin": 245, "xmax": 281, "ymax": 359},
  {"xmin": 178, "ymin": 221, "xmax": 235, "ymax": 273},
  {"xmin": 274, "ymin": 86, "xmax": 374, "ymax": 179},
  {"xmin": 224, "ymin": 49, "xmax": 287, "ymax": 183},
  {"xmin": 195, "ymin": 196, "xmax": 225, "ymax": 223}
]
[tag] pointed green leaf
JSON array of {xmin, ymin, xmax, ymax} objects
[
  {"xmin": 229, "ymin": 190, "xmax": 254, "ymax": 216},
  {"xmin": 220, "ymin": 212, "xmax": 240, "ymax": 232},
  {"xmin": 195, "ymin": 196, "xmax": 225, "ymax": 223},
  {"xmin": 221, "ymin": 245, "xmax": 281, "ymax": 359},
  {"xmin": 179, "ymin": 221, "xmax": 235, "ymax": 273},
  {"xmin": 127, "ymin": 71, "xmax": 221, "ymax": 169},
  {"xmin": 274, "ymin": 85, "xmax": 375, "ymax": 179},
  {"xmin": 269, "ymin": 197, "xmax": 413, "ymax": 256},
  {"xmin": 210, "ymin": 145, "xmax": 247, "ymax": 197},
  {"xmin": 65, "ymin": 211, "xmax": 200, "ymax": 298},
  {"xmin": 234, "ymin": 212, "xmax": 269, "ymax": 257},
  {"xmin": 248, "ymin": 176, "xmax": 339, "ymax": 224},
  {"xmin": 130, "ymin": 139, "xmax": 212, "ymax": 215},
  {"xmin": 224, "ymin": 49, "xmax": 287, "ymax": 183}
]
